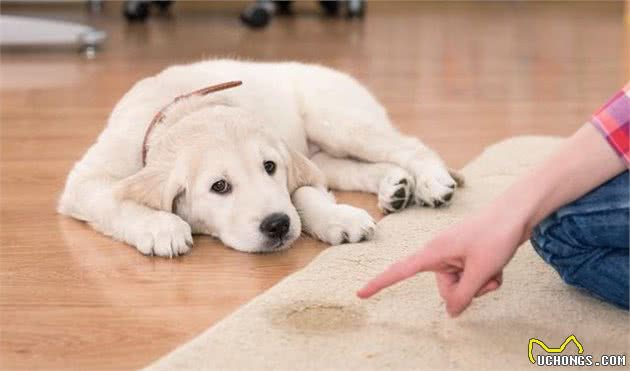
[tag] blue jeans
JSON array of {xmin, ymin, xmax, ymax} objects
[{"xmin": 531, "ymin": 171, "xmax": 629, "ymax": 309}]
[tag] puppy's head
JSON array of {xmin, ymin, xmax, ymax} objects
[{"xmin": 116, "ymin": 107, "xmax": 324, "ymax": 253}]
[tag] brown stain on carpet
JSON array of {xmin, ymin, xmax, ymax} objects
[{"xmin": 269, "ymin": 301, "xmax": 366, "ymax": 333}]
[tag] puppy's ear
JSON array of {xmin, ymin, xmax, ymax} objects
[
  {"xmin": 284, "ymin": 145, "xmax": 327, "ymax": 193},
  {"xmin": 115, "ymin": 166, "xmax": 185, "ymax": 212}
]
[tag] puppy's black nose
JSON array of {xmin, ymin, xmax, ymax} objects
[{"xmin": 259, "ymin": 213, "xmax": 290, "ymax": 240}]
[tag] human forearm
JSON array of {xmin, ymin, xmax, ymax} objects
[{"xmin": 489, "ymin": 123, "xmax": 626, "ymax": 243}]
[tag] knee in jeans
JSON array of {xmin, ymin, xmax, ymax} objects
[
  {"xmin": 531, "ymin": 214, "xmax": 584, "ymax": 252},
  {"xmin": 530, "ymin": 217, "xmax": 585, "ymax": 283},
  {"xmin": 531, "ymin": 217, "xmax": 561, "ymax": 255}
]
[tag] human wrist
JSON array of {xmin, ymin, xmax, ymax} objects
[{"xmin": 484, "ymin": 182, "xmax": 542, "ymax": 245}]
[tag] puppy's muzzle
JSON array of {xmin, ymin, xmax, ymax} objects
[{"xmin": 260, "ymin": 213, "xmax": 290, "ymax": 241}]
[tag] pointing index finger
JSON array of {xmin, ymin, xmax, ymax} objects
[{"xmin": 356, "ymin": 247, "xmax": 441, "ymax": 298}]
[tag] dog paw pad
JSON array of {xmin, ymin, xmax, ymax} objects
[{"xmin": 378, "ymin": 168, "xmax": 414, "ymax": 214}]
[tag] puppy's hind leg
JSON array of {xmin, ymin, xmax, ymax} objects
[
  {"xmin": 306, "ymin": 118, "xmax": 462, "ymax": 207},
  {"xmin": 297, "ymin": 69, "xmax": 462, "ymax": 207},
  {"xmin": 310, "ymin": 152, "xmax": 414, "ymax": 214}
]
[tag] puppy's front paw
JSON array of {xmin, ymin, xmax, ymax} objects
[
  {"xmin": 133, "ymin": 212, "xmax": 193, "ymax": 258},
  {"xmin": 321, "ymin": 205, "xmax": 375, "ymax": 245},
  {"xmin": 412, "ymin": 161, "xmax": 458, "ymax": 208},
  {"xmin": 378, "ymin": 167, "xmax": 415, "ymax": 214}
]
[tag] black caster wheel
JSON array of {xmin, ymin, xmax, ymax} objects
[
  {"xmin": 123, "ymin": 0, "xmax": 150, "ymax": 21},
  {"xmin": 153, "ymin": 0, "xmax": 173, "ymax": 13},
  {"xmin": 274, "ymin": 0, "xmax": 293, "ymax": 15},
  {"xmin": 241, "ymin": 4, "xmax": 272, "ymax": 28},
  {"xmin": 319, "ymin": 1, "xmax": 339, "ymax": 16}
]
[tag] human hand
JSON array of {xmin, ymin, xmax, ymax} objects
[{"xmin": 357, "ymin": 208, "xmax": 527, "ymax": 317}]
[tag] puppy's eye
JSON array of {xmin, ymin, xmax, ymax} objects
[
  {"xmin": 264, "ymin": 160, "xmax": 276, "ymax": 175},
  {"xmin": 210, "ymin": 180, "xmax": 231, "ymax": 194}
]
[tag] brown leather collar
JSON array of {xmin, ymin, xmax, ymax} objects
[{"xmin": 141, "ymin": 80, "xmax": 242, "ymax": 166}]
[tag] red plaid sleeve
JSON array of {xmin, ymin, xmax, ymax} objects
[{"xmin": 590, "ymin": 83, "xmax": 630, "ymax": 167}]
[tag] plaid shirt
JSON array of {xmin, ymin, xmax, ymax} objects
[{"xmin": 590, "ymin": 83, "xmax": 630, "ymax": 166}]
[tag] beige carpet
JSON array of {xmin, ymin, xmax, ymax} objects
[{"xmin": 146, "ymin": 137, "xmax": 628, "ymax": 370}]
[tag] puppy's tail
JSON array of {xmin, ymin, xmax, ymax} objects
[{"xmin": 449, "ymin": 168, "xmax": 466, "ymax": 187}]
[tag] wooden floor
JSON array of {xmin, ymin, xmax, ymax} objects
[{"xmin": 0, "ymin": 1, "xmax": 626, "ymax": 369}]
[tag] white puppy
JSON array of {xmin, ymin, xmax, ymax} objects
[{"xmin": 58, "ymin": 60, "xmax": 462, "ymax": 257}]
